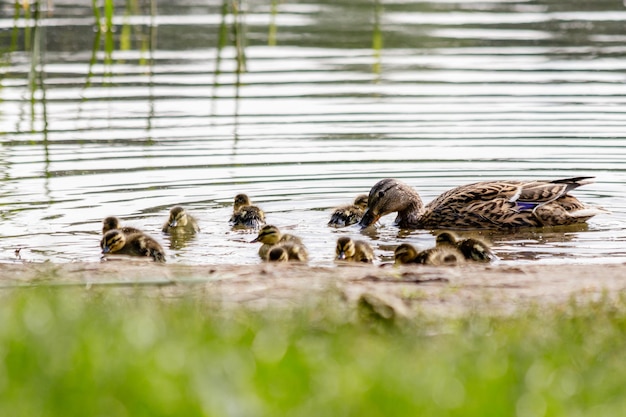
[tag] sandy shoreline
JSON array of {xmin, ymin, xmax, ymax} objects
[{"xmin": 2, "ymin": 261, "xmax": 625, "ymax": 317}]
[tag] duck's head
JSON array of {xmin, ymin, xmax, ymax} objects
[
  {"xmin": 353, "ymin": 194, "xmax": 369, "ymax": 210},
  {"xmin": 252, "ymin": 225, "xmax": 281, "ymax": 245},
  {"xmin": 267, "ymin": 246, "xmax": 289, "ymax": 262},
  {"xmin": 167, "ymin": 206, "xmax": 188, "ymax": 228},
  {"xmin": 435, "ymin": 231, "xmax": 459, "ymax": 246},
  {"xmin": 101, "ymin": 230, "xmax": 126, "ymax": 254},
  {"xmin": 359, "ymin": 179, "xmax": 424, "ymax": 228},
  {"xmin": 234, "ymin": 194, "xmax": 251, "ymax": 211},
  {"xmin": 394, "ymin": 243, "xmax": 418, "ymax": 265},
  {"xmin": 336, "ymin": 236, "xmax": 356, "ymax": 260},
  {"xmin": 102, "ymin": 216, "xmax": 122, "ymax": 234}
]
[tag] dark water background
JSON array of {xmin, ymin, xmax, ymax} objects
[{"xmin": 1, "ymin": 0, "xmax": 625, "ymax": 265}]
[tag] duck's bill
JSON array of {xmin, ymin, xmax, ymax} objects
[
  {"xmin": 359, "ymin": 210, "xmax": 379, "ymax": 228},
  {"xmin": 101, "ymin": 247, "xmax": 110, "ymax": 254},
  {"xmin": 337, "ymin": 252, "xmax": 346, "ymax": 260}
]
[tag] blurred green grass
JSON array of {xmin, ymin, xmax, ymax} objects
[{"xmin": 1, "ymin": 288, "xmax": 626, "ymax": 416}]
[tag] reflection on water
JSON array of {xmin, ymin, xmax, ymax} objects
[{"xmin": 1, "ymin": 0, "xmax": 626, "ymax": 266}]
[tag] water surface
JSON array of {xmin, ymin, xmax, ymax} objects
[{"xmin": 1, "ymin": 0, "xmax": 625, "ymax": 266}]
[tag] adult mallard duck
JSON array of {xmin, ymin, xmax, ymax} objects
[
  {"xmin": 162, "ymin": 206, "xmax": 200, "ymax": 233},
  {"xmin": 230, "ymin": 194, "xmax": 266, "ymax": 230},
  {"xmin": 328, "ymin": 194, "xmax": 369, "ymax": 227},
  {"xmin": 101, "ymin": 230, "xmax": 166, "ymax": 263},
  {"xmin": 394, "ymin": 243, "xmax": 462, "ymax": 266},
  {"xmin": 335, "ymin": 237, "xmax": 375, "ymax": 263},
  {"xmin": 102, "ymin": 216, "xmax": 142, "ymax": 235},
  {"xmin": 360, "ymin": 177, "xmax": 606, "ymax": 230},
  {"xmin": 251, "ymin": 225, "xmax": 304, "ymax": 260},
  {"xmin": 435, "ymin": 231, "xmax": 497, "ymax": 262}
]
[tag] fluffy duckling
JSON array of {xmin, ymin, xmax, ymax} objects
[
  {"xmin": 162, "ymin": 206, "xmax": 200, "ymax": 233},
  {"xmin": 394, "ymin": 243, "xmax": 462, "ymax": 266},
  {"xmin": 267, "ymin": 246, "xmax": 289, "ymax": 262},
  {"xmin": 251, "ymin": 225, "xmax": 304, "ymax": 260},
  {"xmin": 101, "ymin": 230, "xmax": 166, "ymax": 263},
  {"xmin": 360, "ymin": 177, "xmax": 606, "ymax": 230},
  {"xmin": 267, "ymin": 242, "xmax": 308, "ymax": 262},
  {"xmin": 102, "ymin": 216, "xmax": 141, "ymax": 235},
  {"xmin": 436, "ymin": 231, "xmax": 497, "ymax": 262},
  {"xmin": 335, "ymin": 237, "xmax": 375, "ymax": 263},
  {"xmin": 328, "ymin": 194, "xmax": 369, "ymax": 227},
  {"xmin": 230, "ymin": 194, "xmax": 266, "ymax": 230}
]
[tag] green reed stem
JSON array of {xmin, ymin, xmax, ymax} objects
[
  {"xmin": 231, "ymin": 0, "xmax": 247, "ymax": 74},
  {"xmin": 268, "ymin": 0, "xmax": 278, "ymax": 46},
  {"xmin": 372, "ymin": 0, "xmax": 383, "ymax": 79}
]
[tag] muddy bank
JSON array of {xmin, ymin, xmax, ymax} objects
[{"xmin": 2, "ymin": 261, "xmax": 625, "ymax": 317}]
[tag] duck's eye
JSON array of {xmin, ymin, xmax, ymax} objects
[{"xmin": 378, "ymin": 191, "xmax": 385, "ymax": 198}]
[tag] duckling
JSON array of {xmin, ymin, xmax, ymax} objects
[
  {"xmin": 328, "ymin": 194, "xmax": 369, "ymax": 227},
  {"xmin": 335, "ymin": 237, "xmax": 375, "ymax": 263},
  {"xmin": 267, "ymin": 246, "xmax": 289, "ymax": 262},
  {"xmin": 267, "ymin": 242, "xmax": 308, "ymax": 262},
  {"xmin": 230, "ymin": 194, "xmax": 266, "ymax": 230},
  {"xmin": 394, "ymin": 243, "xmax": 420, "ymax": 265},
  {"xmin": 101, "ymin": 230, "xmax": 166, "ymax": 263},
  {"xmin": 360, "ymin": 177, "xmax": 606, "ymax": 230},
  {"xmin": 162, "ymin": 206, "xmax": 200, "ymax": 233},
  {"xmin": 394, "ymin": 243, "xmax": 462, "ymax": 266},
  {"xmin": 102, "ymin": 216, "xmax": 142, "ymax": 235},
  {"xmin": 251, "ymin": 225, "xmax": 304, "ymax": 260},
  {"xmin": 436, "ymin": 231, "xmax": 497, "ymax": 262}
]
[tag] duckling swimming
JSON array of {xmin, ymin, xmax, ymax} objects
[
  {"xmin": 360, "ymin": 177, "xmax": 606, "ymax": 230},
  {"xmin": 436, "ymin": 231, "xmax": 497, "ymax": 262},
  {"xmin": 335, "ymin": 237, "xmax": 374, "ymax": 263},
  {"xmin": 251, "ymin": 225, "xmax": 304, "ymax": 260},
  {"xmin": 162, "ymin": 206, "xmax": 200, "ymax": 234},
  {"xmin": 102, "ymin": 216, "xmax": 142, "ymax": 235},
  {"xmin": 267, "ymin": 242, "xmax": 308, "ymax": 262},
  {"xmin": 394, "ymin": 243, "xmax": 462, "ymax": 266},
  {"xmin": 328, "ymin": 194, "xmax": 369, "ymax": 228},
  {"xmin": 101, "ymin": 230, "xmax": 166, "ymax": 263},
  {"xmin": 230, "ymin": 194, "xmax": 266, "ymax": 230},
  {"xmin": 267, "ymin": 246, "xmax": 289, "ymax": 262}
]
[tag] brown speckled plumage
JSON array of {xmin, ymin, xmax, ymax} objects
[{"xmin": 360, "ymin": 177, "xmax": 605, "ymax": 230}]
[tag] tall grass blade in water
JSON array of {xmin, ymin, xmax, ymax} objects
[{"xmin": 1, "ymin": 288, "xmax": 626, "ymax": 416}]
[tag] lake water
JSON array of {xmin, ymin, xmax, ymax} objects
[{"xmin": 1, "ymin": 0, "xmax": 625, "ymax": 266}]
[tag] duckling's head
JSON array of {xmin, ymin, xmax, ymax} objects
[
  {"xmin": 101, "ymin": 230, "xmax": 126, "ymax": 254},
  {"xmin": 394, "ymin": 243, "xmax": 419, "ymax": 265},
  {"xmin": 102, "ymin": 216, "xmax": 122, "ymax": 234},
  {"xmin": 167, "ymin": 206, "xmax": 188, "ymax": 228},
  {"xmin": 360, "ymin": 179, "xmax": 424, "ymax": 228},
  {"xmin": 251, "ymin": 225, "xmax": 281, "ymax": 245},
  {"xmin": 435, "ymin": 231, "xmax": 459, "ymax": 246},
  {"xmin": 336, "ymin": 237, "xmax": 356, "ymax": 260},
  {"xmin": 353, "ymin": 194, "xmax": 369, "ymax": 210},
  {"xmin": 233, "ymin": 194, "xmax": 252, "ymax": 211},
  {"xmin": 267, "ymin": 246, "xmax": 289, "ymax": 262}
]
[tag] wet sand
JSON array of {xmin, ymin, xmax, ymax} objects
[{"xmin": 2, "ymin": 261, "xmax": 625, "ymax": 317}]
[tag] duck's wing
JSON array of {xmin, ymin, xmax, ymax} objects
[{"xmin": 427, "ymin": 177, "xmax": 594, "ymax": 211}]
